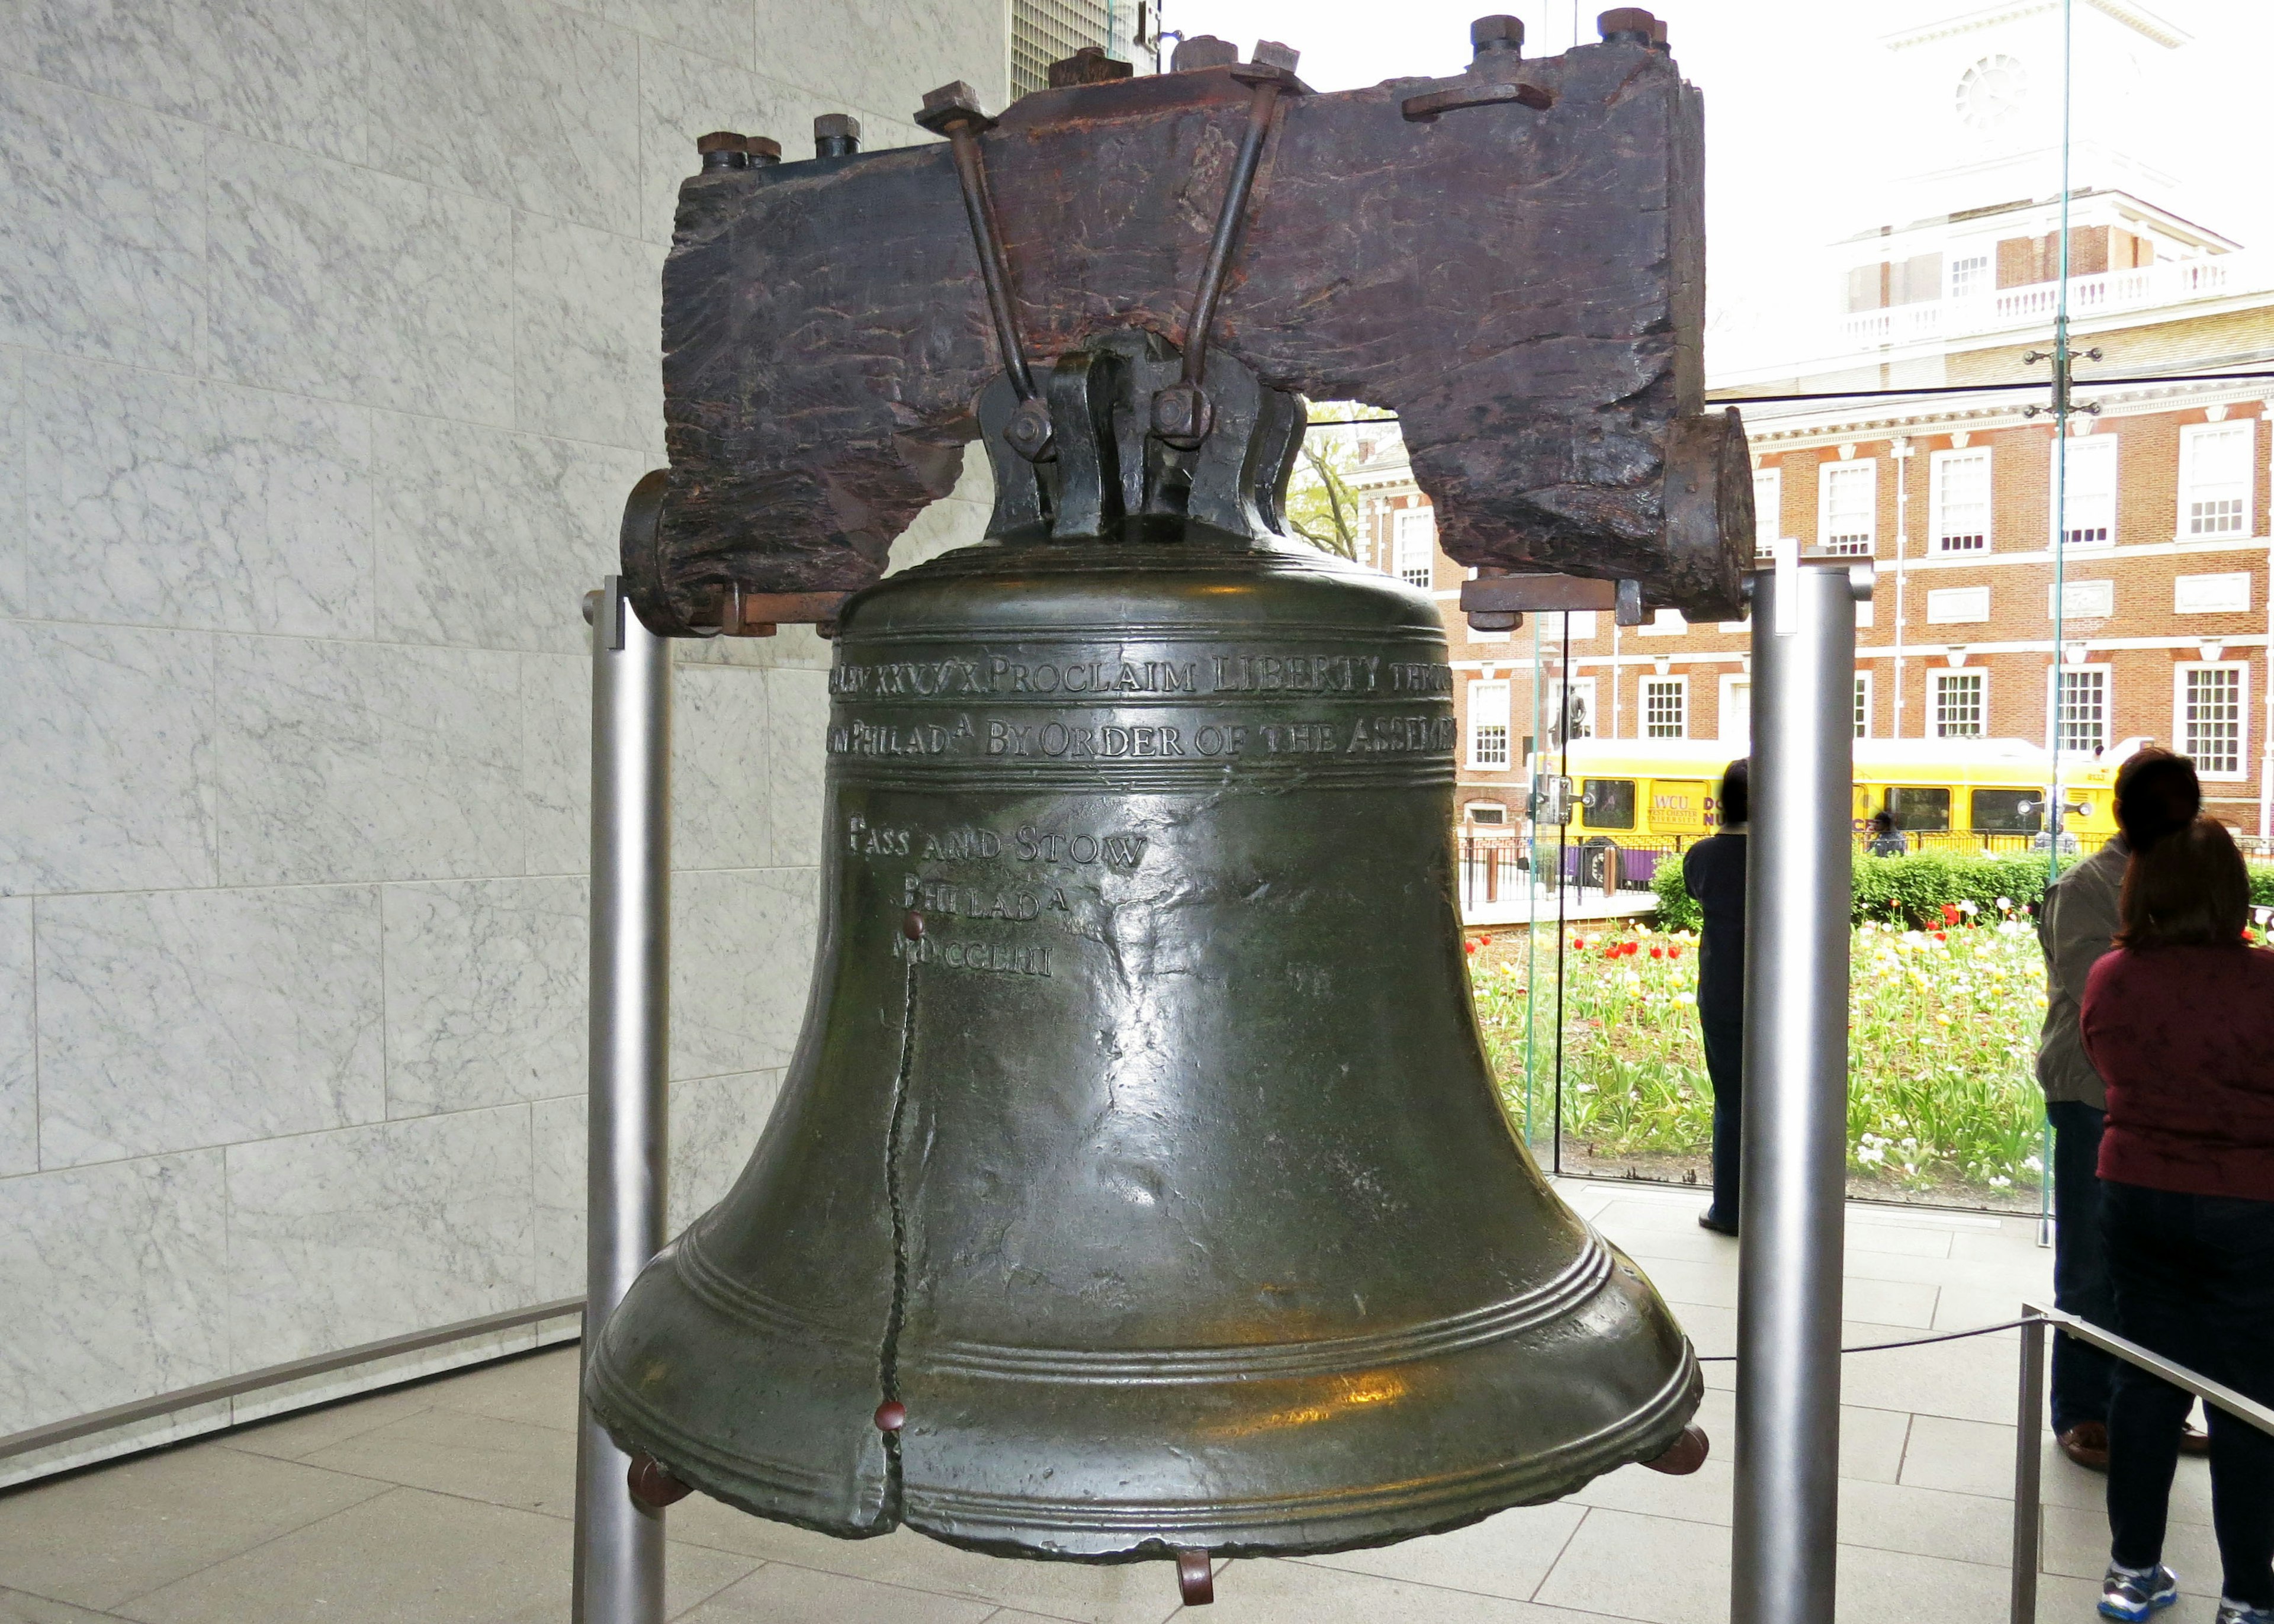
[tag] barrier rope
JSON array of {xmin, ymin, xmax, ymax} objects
[{"xmin": 1693, "ymin": 1315, "xmax": 2049, "ymax": 1363}]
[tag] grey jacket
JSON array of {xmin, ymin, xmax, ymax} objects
[{"xmin": 2034, "ymin": 837, "xmax": 2129, "ymax": 1110}]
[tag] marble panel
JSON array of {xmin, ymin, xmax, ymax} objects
[
  {"xmin": 669, "ymin": 1069, "xmax": 781, "ymax": 1234},
  {"xmin": 367, "ymin": 0, "xmax": 638, "ymax": 236},
  {"xmin": 27, "ymin": 355, "xmax": 375, "ymax": 637},
  {"xmin": 37, "ymin": 886, "xmax": 385, "ymax": 1167},
  {"xmin": 372, "ymin": 412, "xmax": 637, "ymax": 655},
  {"xmin": 513, "ymin": 214, "xmax": 667, "ymax": 455},
  {"xmin": 225, "ymin": 1105, "xmax": 535, "ymax": 1364},
  {"xmin": 0, "ymin": 72, "xmax": 205, "ymax": 374},
  {"xmin": 0, "ymin": 899, "xmax": 27, "ymax": 1175},
  {"xmin": 0, "ymin": 0, "xmax": 370, "ymax": 163},
  {"xmin": 605, "ymin": 0, "xmax": 754, "ymax": 69},
  {"xmin": 0, "ymin": 1152, "xmax": 232, "ymax": 1435},
  {"xmin": 671, "ymin": 867, "xmax": 818, "ymax": 1080},
  {"xmin": 749, "ymin": 0, "xmax": 1005, "ymax": 142},
  {"xmin": 383, "ymin": 876, "xmax": 587, "ymax": 1117},
  {"xmin": 0, "ymin": 346, "xmax": 22, "ymax": 615},
  {"xmin": 673, "ymin": 663, "xmax": 772, "ymax": 872},
  {"xmin": 530, "ymin": 1093, "xmax": 583, "ymax": 1300},
  {"xmin": 763, "ymin": 667, "xmax": 831, "ymax": 867},
  {"xmin": 217, "ymin": 636, "xmax": 524, "ymax": 886},
  {"xmin": 521, "ymin": 652, "xmax": 592, "ymax": 876},
  {"xmin": 0, "ymin": 622, "xmax": 218, "ymax": 896},
  {"xmin": 636, "ymin": 40, "xmax": 834, "ymax": 245},
  {"xmin": 207, "ymin": 135, "xmax": 514, "ymax": 427}
]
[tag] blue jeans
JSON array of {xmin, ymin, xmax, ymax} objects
[
  {"xmin": 2048, "ymin": 1100, "xmax": 2118, "ymax": 1432},
  {"xmin": 1701, "ymin": 1015, "xmax": 1742, "ymax": 1227},
  {"xmin": 2103, "ymin": 1181, "xmax": 2274, "ymax": 1608}
]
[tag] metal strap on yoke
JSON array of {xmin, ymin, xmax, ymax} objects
[{"xmin": 916, "ymin": 84, "xmax": 1038, "ymax": 404}]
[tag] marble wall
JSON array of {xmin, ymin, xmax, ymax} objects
[{"xmin": 0, "ymin": 0, "xmax": 1003, "ymax": 1482}]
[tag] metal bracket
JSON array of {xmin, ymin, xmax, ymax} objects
[
  {"xmin": 1153, "ymin": 54, "xmax": 1305, "ymax": 450},
  {"xmin": 1458, "ymin": 571, "xmax": 1644, "ymax": 631}
]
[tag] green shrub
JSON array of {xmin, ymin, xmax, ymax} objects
[
  {"xmin": 2252, "ymin": 864, "xmax": 2274, "ymax": 914},
  {"xmin": 1652, "ymin": 844, "xmax": 2069, "ymax": 931},
  {"xmin": 1652, "ymin": 856, "xmax": 1700, "ymax": 932}
]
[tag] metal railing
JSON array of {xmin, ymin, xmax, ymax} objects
[
  {"xmin": 1456, "ymin": 837, "xmax": 1685, "ymax": 906},
  {"xmin": 2011, "ymin": 1301, "xmax": 2274, "ymax": 1624}
]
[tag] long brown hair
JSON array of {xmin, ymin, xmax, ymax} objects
[{"xmin": 2116, "ymin": 816, "xmax": 2250, "ymax": 950}]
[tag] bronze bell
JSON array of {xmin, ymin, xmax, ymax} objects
[{"xmin": 584, "ymin": 333, "xmax": 1702, "ymax": 1571}]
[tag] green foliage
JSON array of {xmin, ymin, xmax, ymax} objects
[
  {"xmin": 2253, "ymin": 864, "xmax": 2274, "ymax": 913},
  {"xmin": 1470, "ymin": 917, "xmax": 2051, "ymax": 1198},
  {"xmin": 1650, "ymin": 845, "xmax": 2069, "ymax": 931},
  {"xmin": 1652, "ymin": 857, "xmax": 1700, "ymax": 932},
  {"xmin": 1282, "ymin": 405, "xmax": 1392, "ymax": 559}
]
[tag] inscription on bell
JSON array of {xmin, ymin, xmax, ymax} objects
[{"xmin": 826, "ymin": 648, "xmax": 1454, "ymax": 700}]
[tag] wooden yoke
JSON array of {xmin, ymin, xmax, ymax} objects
[{"xmin": 630, "ymin": 8, "xmax": 1753, "ymax": 636}]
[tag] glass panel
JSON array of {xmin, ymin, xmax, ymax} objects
[
  {"xmin": 1885, "ymin": 786, "xmax": 1952, "ymax": 831},
  {"xmin": 1971, "ymin": 789, "xmax": 2043, "ymax": 834},
  {"xmin": 1581, "ymin": 779, "xmax": 1636, "ymax": 829}
]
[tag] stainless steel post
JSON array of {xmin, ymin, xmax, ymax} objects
[
  {"xmin": 1731, "ymin": 550, "xmax": 1868, "ymax": 1624},
  {"xmin": 573, "ymin": 573, "xmax": 672, "ymax": 1624},
  {"xmin": 2011, "ymin": 1316, "xmax": 2047, "ymax": 1624}
]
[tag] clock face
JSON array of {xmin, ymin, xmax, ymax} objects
[{"xmin": 1957, "ymin": 54, "xmax": 2028, "ymax": 130}]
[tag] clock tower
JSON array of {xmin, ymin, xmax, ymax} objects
[{"xmin": 1877, "ymin": 0, "xmax": 2191, "ymax": 224}]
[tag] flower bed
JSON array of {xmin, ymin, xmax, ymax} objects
[{"xmin": 1468, "ymin": 908, "xmax": 2053, "ymax": 1201}]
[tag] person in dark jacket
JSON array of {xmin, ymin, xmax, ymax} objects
[
  {"xmin": 1865, "ymin": 811, "xmax": 1909, "ymax": 857},
  {"xmin": 1682, "ymin": 760, "xmax": 1748, "ymax": 1236},
  {"xmin": 2079, "ymin": 818, "xmax": 2274, "ymax": 1624},
  {"xmin": 2037, "ymin": 748, "xmax": 2208, "ymax": 1471}
]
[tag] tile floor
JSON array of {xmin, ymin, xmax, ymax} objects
[{"xmin": 0, "ymin": 1179, "xmax": 2217, "ymax": 1624}]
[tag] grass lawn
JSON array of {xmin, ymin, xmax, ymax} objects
[{"xmin": 1468, "ymin": 912, "xmax": 2052, "ymax": 1206}]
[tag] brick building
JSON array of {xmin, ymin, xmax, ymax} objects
[{"xmin": 1343, "ymin": 2, "xmax": 2274, "ymax": 839}]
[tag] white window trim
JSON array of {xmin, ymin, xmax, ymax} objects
[
  {"xmin": 1928, "ymin": 446, "xmax": 1993, "ymax": 555},
  {"xmin": 1641, "ymin": 674, "xmax": 1689, "ymax": 739},
  {"xmin": 1718, "ymin": 674, "xmax": 1751, "ymax": 746},
  {"xmin": 1853, "ymin": 670, "xmax": 1872, "ymax": 739},
  {"xmin": 2048, "ymin": 433, "xmax": 2118, "ymax": 549},
  {"xmin": 2046, "ymin": 663, "xmax": 2113, "ymax": 757},
  {"xmin": 2175, "ymin": 661, "xmax": 2250, "ymax": 781},
  {"xmin": 1817, "ymin": 458, "xmax": 1878, "ymax": 556},
  {"xmin": 1466, "ymin": 678, "xmax": 1512, "ymax": 770},
  {"xmin": 2178, "ymin": 420, "xmax": 2255, "ymax": 541},
  {"xmin": 1392, "ymin": 506, "xmax": 1435, "ymax": 589},
  {"xmin": 1752, "ymin": 467, "xmax": 1782, "ymax": 561},
  {"xmin": 1932, "ymin": 668, "xmax": 1988, "ymax": 739}
]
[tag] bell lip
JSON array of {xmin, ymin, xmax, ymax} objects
[
  {"xmin": 591, "ymin": 1337, "xmax": 1710, "ymax": 1555},
  {"xmin": 584, "ymin": 1338, "xmax": 1704, "ymax": 1564}
]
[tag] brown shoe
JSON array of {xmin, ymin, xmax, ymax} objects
[
  {"xmin": 2179, "ymin": 1422, "xmax": 2211, "ymax": 1457},
  {"xmin": 2059, "ymin": 1421, "xmax": 2110, "ymax": 1471}
]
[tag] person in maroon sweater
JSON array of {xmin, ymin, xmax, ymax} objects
[{"xmin": 2080, "ymin": 817, "xmax": 2274, "ymax": 1624}]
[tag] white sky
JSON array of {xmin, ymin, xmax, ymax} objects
[{"xmin": 1158, "ymin": 0, "xmax": 2274, "ymax": 369}]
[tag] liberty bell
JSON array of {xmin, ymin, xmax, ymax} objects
[{"xmin": 589, "ymin": 17, "xmax": 1743, "ymax": 1598}]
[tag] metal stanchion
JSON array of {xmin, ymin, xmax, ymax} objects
[
  {"xmin": 2011, "ymin": 1316, "xmax": 2047, "ymax": 1624},
  {"xmin": 1731, "ymin": 548, "xmax": 1870, "ymax": 1624},
  {"xmin": 571, "ymin": 570, "xmax": 672, "ymax": 1624}
]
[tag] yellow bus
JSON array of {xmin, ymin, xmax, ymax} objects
[{"xmin": 1526, "ymin": 737, "xmax": 2127, "ymax": 851}]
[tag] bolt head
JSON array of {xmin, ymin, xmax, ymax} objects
[
  {"xmin": 1470, "ymin": 14, "xmax": 1523, "ymax": 55},
  {"xmin": 1170, "ymin": 34, "xmax": 1241, "ymax": 72},
  {"xmin": 1597, "ymin": 7, "xmax": 1656, "ymax": 43},
  {"xmin": 1004, "ymin": 397, "xmax": 1055, "ymax": 461},
  {"xmin": 902, "ymin": 911, "xmax": 925, "ymax": 942},
  {"xmin": 747, "ymin": 135, "xmax": 782, "ymax": 165},
  {"xmin": 814, "ymin": 112, "xmax": 861, "ymax": 152},
  {"xmin": 1250, "ymin": 38, "xmax": 1300, "ymax": 73},
  {"xmin": 695, "ymin": 130, "xmax": 748, "ymax": 156},
  {"xmin": 874, "ymin": 1400, "xmax": 907, "ymax": 1432},
  {"xmin": 1150, "ymin": 384, "xmax": 1215, "ymax": 448}
]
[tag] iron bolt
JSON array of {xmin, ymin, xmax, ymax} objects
[
  {"xmin": 920, "ymin": 81, "xmax": 985, "ymax": 127},
  {"xmin": 874, "ymin": 1400, "xmax": 907, "ymax": 1432},
  {"xmin": 696, "ymin": 130, "xmax": 749, "ymax": 171},
  {"xmin": 1170, "ymin": 34, "xmax": 1241, "ymax": 72},
  {"xmin": 625, "ymin": 1452, "xmax": 695, "ymax": 1507},
  {"xmin": 1250, "ymin": 39, "xmax": 1300, "ymax": 73},
  {"xmin": 1650, "ymin": 18, "xmax": 1669, "ymax": 51},
  {"xmin": 1004, "ymin": 397, "xmax": 1056, "ymax": 462},
  {"xmin": 902, "ymin": 911, "xmax": 925, "ymax": 941},
  {"xmin": 747, "ymin": 135, "xmax": 782, "ymax": 166},
  {"xmin": 1151, "ymin": 383, "xmax": 1215, "ymax": 449},
  {"xmin": 1597, "ymin": 7, "xmax": 1657, "ymax": 45},
  {"xmin": 814, "ymin": 114, "xmax": 861, "ymax": 157},
  {"xmin": 1470, "ymin": 15, "xmax": 1523, "ymax": 57}
]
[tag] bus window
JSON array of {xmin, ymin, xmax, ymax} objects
[
  {"xmin": 1971, "ymin": 789, "xmax": 2043, "ymax": 834},
  {"xmin": 1884, "ymin": 786, "xmax": 1950, "ymax": 831},
  {"xmin": 1582, "ymin": 779, "xmax": 1636, "ymax": 830}
]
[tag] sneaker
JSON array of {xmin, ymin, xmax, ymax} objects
[
  {"xmin": 2097, "ymin": 1563, "xmax": 2179, "ymax": 1621},
  {"xmin": 2216, "ymin": 1602, "xmax": 2274, "ymax": 1624}
]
